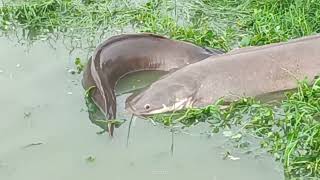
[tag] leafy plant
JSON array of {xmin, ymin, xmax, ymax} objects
[{"xmin": 152, "ymin": 78, "xmax": 320, "ymax": 178}]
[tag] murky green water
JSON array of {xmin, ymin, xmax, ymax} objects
[{"xmin": 0, "ymin": 37, "xmax": 284, "ymax": 180}]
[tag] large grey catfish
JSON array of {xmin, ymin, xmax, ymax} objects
[
  {"xmin": 82, "ymin": 33, "xmax": 223, "ymax": 136},
  {"xmin": 125, "ymin": 34, "xmax": 320, "ymax": 116}
]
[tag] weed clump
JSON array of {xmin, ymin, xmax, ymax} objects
[{"xmin": 152, "ymin": 78, "xmax": 320, "ymax": 178}]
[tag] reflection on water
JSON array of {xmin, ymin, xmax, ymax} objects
[
  {"xmin": 0, "ymin": 37, "xmax": 284, "ymax": 180},
  {"xmin": 116, "ymin": 70, "xmax": 167, "ymax": 96}
]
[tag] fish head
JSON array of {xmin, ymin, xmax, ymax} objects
[{"xmin": 125, "ymin": 81, "xmax": 197, "ymax": 116}]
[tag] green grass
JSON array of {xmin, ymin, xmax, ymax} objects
[
  {"xmin": 152, "ymin": 78, "xmax": 320, "ymax": 178},
  {"xmin": 1, "ymin": 0, "xmax": 320, "ymax": 178},
  {"xmin": 1, "ymin": 0, "xmax": 319, "ymax": 50},
  {"xmin": 240, "ymin": 0, "xmax": 320, "ymax": 46}
]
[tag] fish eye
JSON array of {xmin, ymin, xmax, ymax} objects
[{"xmin": 144, "ymin": 104, "xmax": 150, "ymax": 110}]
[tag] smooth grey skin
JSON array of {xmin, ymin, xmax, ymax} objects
[
  {"xmin": 81, "ymin": 33, "xmax": 223, "ymax": 136},
  {"xmin": 126, "ymin": 34, "xmax": 320, "ymax": 116}
]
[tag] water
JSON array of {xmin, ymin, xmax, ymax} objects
[
  {"xmin": 116, "ymin": 70, "xmax": 168, "ymax": 96},
  {"xmin": 0, "ymin": 37, "xmax": 284, "ymax": 180}
]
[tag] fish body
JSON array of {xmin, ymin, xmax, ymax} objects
[
  {"xmin": 126, "ymin": 34, "xmax": 320, "ymax": 116},
  {"xmin": 82, "ymin": 33, "xmax": 223, "ymax": 135}
]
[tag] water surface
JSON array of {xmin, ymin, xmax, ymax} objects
[{"xmin": 0, "ymin": 37, "xmax": 284, "ymax": 180}]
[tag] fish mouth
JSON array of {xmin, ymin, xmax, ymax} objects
[
  {"xmin": 125, "ymin": 97, "xmax": 194, "ymax": 117},
  {"xmin": 125, "ymin": 103, "xmax": 174, "ymax": 117}
]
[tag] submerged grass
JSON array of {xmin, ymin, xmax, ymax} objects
[{"xmin": 1, "ymin": 0, "xmax": 320, "ymax": 178}]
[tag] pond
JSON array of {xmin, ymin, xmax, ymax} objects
[{"xmin": 0, "ymin": 37, "xmax": 284, "ymax": 180}]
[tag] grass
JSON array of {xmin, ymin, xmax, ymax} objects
[
  {"xmin": 0, "ymin": 0, "xmax": 319, "ymax": 50},
  {"xmin": 152, "ymin": 78, "xmax": 320, "ymax": 178},
  {"xmin": 1, "ymin": 0, "xmax": 320, "ymax": 178}
]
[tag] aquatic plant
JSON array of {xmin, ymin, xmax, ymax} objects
[
  {"xmin": 83, "ymin": 86, "xmax": 125, "ymax": 134},
  {"xmin": 2, "ymin": 0, "xmax": 319, "ymax": 50},
  {"xmin": 152, "ymin": 78, "xmax": 320, "ymax": 178}
]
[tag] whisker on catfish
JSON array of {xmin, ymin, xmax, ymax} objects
[{"xmin": 126, "ymin": 114, "xmax": 134, "ymax": 147}]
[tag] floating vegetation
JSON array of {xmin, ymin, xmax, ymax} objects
[
  {"xmin": 83, "ymin": 85, "xmax": 126, "ymax": 133},
  {"xmin": 74, "ymin": 57, "xmax": 85, "ymax": 74},
  {"xmin": 152, "ymin": 78, "xmax": 320, "ymax": 178},
  {"xmin": 85, "ymin": 156, "xmax": 96, "ymax": 163}
]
